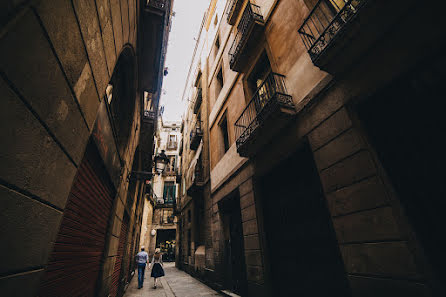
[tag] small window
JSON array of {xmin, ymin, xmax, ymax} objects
[
  {"xmin": 214, "ymin": 34, "xmax": 220, "ymax": 60},
  {"xmin": 215, "ymin": 66, "xmax": 224, "ymax": 97},
  {"xmin": 163, "ymin": 181, "xmax": 176, "ymax": 203},
  {"xmin": 214, "ymin": 14, "xmax": 218, "ymax": 26},
  {"xmin": 187, "ymin": 210, "xmax": 191, "ymax": 223},
  {"xmin": 215, "ymin": 35, "xmax": 220, "ymax": 49},
  {"xmin": 220, "ymin": 115, "xmax": 230, "ymax": 153}
]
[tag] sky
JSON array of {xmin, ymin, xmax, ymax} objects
[{"xmin": 159, "ymin": 0, "xmax": 210, "ymax": 122}]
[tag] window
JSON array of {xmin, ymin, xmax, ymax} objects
[
  {"xmin": 161, "ymin": 209, "xmax": 174, "ymax": 224},
  {"xmin": 215, "ymin": 66, "xmax": 224, "ymax": 97},
  {"xmin": 167, "ymin": 155, "xmax": 176, "ymax": 172},
  {"xmin": 163, "ymin": 181, "xmax": 176, "ymax": 203},
  {"xmin": 167, "ymin": 134, "xmax": 177, "ymax": 149},
  {"xmin": 247, "ymin": 51, "xmax": 271, "ymax": 95},
  {"xmin": 219, "ymin": 115, "xmax": 230, "ymax": 153},
  {"xmin": 246, "ymin": 51, "xmax": 272, "ymax": 109},
  {"xmin": 187, "ymin": 209, "xmax": 191, "ymax": 223},
  {"xmin": 213, "ymin": 34, "xmax": 220, "ymax": 60}
]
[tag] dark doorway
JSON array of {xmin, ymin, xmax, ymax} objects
[
  {"xmin": 219, "ymin": 192, "xmax": 248, "ymax": 295},
  {"xmin": 355, "ymin": 54, "xmax": 446, "ymax": 294},
  {"xmin": 156, "ymin": 229, "xmax": 176, "ymax": 262},
  {"xmin": 260, "ymin": 142, "xmax": 351, "ymax": 297}
]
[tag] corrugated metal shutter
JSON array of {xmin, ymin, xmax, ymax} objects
[
  {"xmin": 39, "ymin": 143, "xmax": 115, "ymax": 297},
  {"xmin": 109, "ymin": 215, "xmax": 129, "ymax": 297}
]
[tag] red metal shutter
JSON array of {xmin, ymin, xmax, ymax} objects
[
  {"xmin": 39, "ymin": 144, "xmax": 115, "ymax": 297},
  {"xmin": 109, "ymin": 215, "xmax": 129, "ymax": 297}
]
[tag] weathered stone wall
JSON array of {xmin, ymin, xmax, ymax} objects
[{"xmin": 0, "ymin": 1, "xmax": 141, "ymax": 296}]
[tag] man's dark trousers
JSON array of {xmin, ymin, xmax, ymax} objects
[{"xmin": 137, "ymin": 263, "xmax": 146, "ymax": 288}]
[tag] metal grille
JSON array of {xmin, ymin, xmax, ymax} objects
[
  {"xmin": 110, "ymin": 216, "xmax": 129, "ymax": 297},
  {"xmin": 229, "ymin": 2, "xmax": 263, "ymax": 68},
  {"xmin": 147, "ymin": 0, "xmax": 166, "ymax": 10},
  {"xmin": 38, "ymin": 146, "xmax": 115, "ymax": 297},
  {"xmin": 298, "ymin": 0, "xmax": 366, "ymax": 62},
  {"xmin": 234, "ymin": 72, "xmax": 294, "ymax": 150}
]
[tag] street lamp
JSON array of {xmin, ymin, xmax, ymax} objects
[
  {"xmin": 127, "ymin": 150, "xmax": 170, "ymax": 182},
  {"xmin": 154, "ymin": 150, "xmax": 169, "ymax": 175}
]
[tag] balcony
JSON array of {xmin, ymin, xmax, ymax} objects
[
  {"xmin": 147, "ymin": 0, "xmax": 167, "ymax": 11},
  {"xmin": 187, "ymin": 163, "xmax": 205, "ymax": 196},
  {"xmin": 141, "ymin": 110, "xmax": 157, "ymax": 172},
  {"xmin": 226, "ymin": 0, "xmax": 244, "ymax": 25},
  {"xmin": 160, "ymin": 214, "xmax": 175, "ymax": 225},
  {"xmin": 143, "ymin": 110, "xmax": 156, "ymax": 124},
  {"xmin": 235, "ymin": 72, "xmax": 295, "ymax": 157},
  {"xmin": 298, "ymin": 0, "xmax": 368, "ymax": 72},
  {"xmin": 155, "ymin": 197, "xmax": 176, "ymax": 208},
  {"xmin": 193, "ymin": 87, "xmax": 202, "ymax": 114},
  {"xmin": 229, "ymin": 2, "xmax": 264, "ymax": 72},
  {"xmin": 189, "ymin": 121, "xmax": 203, "ymax": 150}
]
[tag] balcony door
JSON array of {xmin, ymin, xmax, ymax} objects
[
  {"xmin": 163, "ymin": 181, "xmax": 176, "ymax": 204},
  {"xmin": 246, "ymin": 51, "xmax": 271, "ymax": 109}
]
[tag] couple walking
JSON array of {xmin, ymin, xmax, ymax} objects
[{"xmin": 135, "ymin": 247, "xmax": 165, "ymax": 289}]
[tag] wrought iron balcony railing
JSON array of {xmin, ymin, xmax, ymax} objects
[
  {"xmin": 298, "ymin": 0, "xmax": 366, "ymax": 64},
  {"xmin": 147, "ymin": 0, "xmax": 167, "ymax": 11},
  {"xmin": 194, "ymin": 163, "xmax": 204, "ymax": 184},
  {"xmin": 160, "ymin": 215, "xmax": 175, "ymax": 225},
  {"xmin": 235, "ymin": 72, "xmax": 295, "ymax": 156},
  {"xmin": 143, "ymin": 110, "xmax": 156, "ymax": 121},
  {"xmin": 189, "ymin": 121, "xmax": 203, "ymax": 150},
  {"xmin": 226, "ymin": 0, "xmax": 244, "ymax": 25},
  {"xmin": 229, "ymin": 2, "xmax": 264, "ymax": 72}
]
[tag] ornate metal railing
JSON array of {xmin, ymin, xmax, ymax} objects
[
  {"xmin": 226, "ymin": 0, "xmax": 243, "ymax": 24},
  {"xmin": 194, "ymin": 163, "xmax": 204, "ymax": 184},
  {"xmin": 160, "ymin": 215, "xmax": 175, "ymax": 225},
  {"xmin": 189, "ymin": 120, "xmax": 203, "ymax": 150},
  {"xmin": 147, "ymin": 0, "xmax": 167, "ymax": 10},
  {"xmin": 143, "ymin": 110, "xmax": 156, "ymax": 120},
  {"xmin": 229, "ymin": 2, "xmax": 263, "ymax": 69},
  {"xmin": 234, "ymin": 72, "xmax": 294, "ymax": 150},
  {"xmin": 298, "ymin": 0, "xmax": 366, "ymax": 62}
]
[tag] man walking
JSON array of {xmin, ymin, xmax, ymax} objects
[{"xmin": 135, "ymin": 246, "xmax": 149, "ymax": 289}]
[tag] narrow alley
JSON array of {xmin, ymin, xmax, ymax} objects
[
  {"xmin": 124, "ymin": 263, "xmax": 222, "ymax": 297},
  {"xmin": 1, "ymin": 0, "xmax": 446, "ymax": 297}
]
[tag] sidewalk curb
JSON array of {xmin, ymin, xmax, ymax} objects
[{"xmin": 161, "ymin": 276, "xmax": 176, "ymax": 297}]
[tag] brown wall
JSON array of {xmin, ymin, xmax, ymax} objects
[{"xmin": 0, "ymin": 1, "xmax": 145, "ymax": 296}]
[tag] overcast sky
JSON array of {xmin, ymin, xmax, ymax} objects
[{"xmin": 159, "ymin": 0, "xmax": 210, "ymax": 122}]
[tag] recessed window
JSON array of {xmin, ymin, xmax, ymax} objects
[
  {"xmin": 219, "ymin": 114, "xmax": 230, "ymax": 153},
  {"xmin": 214, "ymin": 35, "xmax": 220, "ymax": 60},
  {"xmin": 215, "ymin": 66, "xmax": 224, "ymax": 97},
  {"xmin": 247, "ymin": 51, "xmax": 271, "ymax": 95}
]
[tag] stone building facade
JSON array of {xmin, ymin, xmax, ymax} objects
[
  {"xmin": 178, "ymin": 0, "xmax": 446, "ymax": 297},
  {"xmin": 140, "ymin": 117, "xmax": 181, "ymax": 260},
  {"xmin": 0, "ymin": 0, "xmax": 173, "ymax": 296}
]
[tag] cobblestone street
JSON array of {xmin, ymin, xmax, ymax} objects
[{"xmin": 124, "ymin": 263, "xmax": 222, "ymax": 297}]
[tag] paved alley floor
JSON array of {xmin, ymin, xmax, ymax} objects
[{"xmin": 124, "ymin": 262, "xmax": 222, "ymax": 297}]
